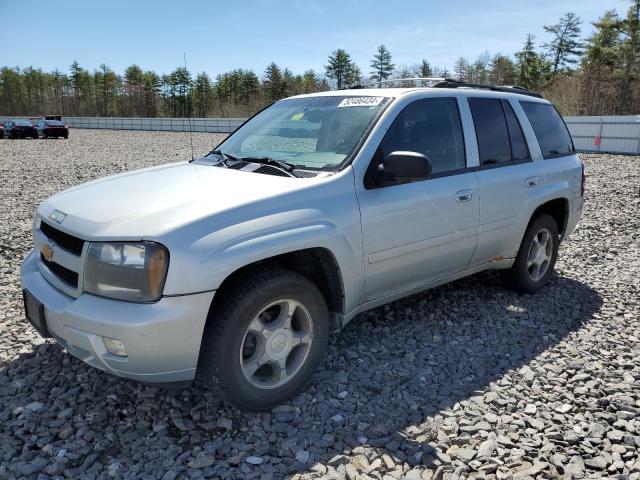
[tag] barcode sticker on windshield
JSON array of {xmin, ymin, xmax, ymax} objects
[{"xmin": 338, "ymin": 97, "xmax": 384, "ymax": 107}]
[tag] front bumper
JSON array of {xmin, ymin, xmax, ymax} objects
[{"xmin": 21, "ymin": 250, "xmax": 215, "ymax": 383}]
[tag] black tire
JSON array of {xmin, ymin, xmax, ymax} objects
[
  {"xmin": 197, "ymin": 268, "xmax": 329, "ymax": 410},
  {"xmin": 500, "ymin": 213, "xmax": 559, "ymax": 293},
  {"xmin": 63, "ymin": 134, "xmax": 68, "ymax": 139}
]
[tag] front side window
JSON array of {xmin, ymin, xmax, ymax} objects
[
  {"xmin": 377, "ymin": 97, "xmax": 466, "ymax": 175},
  {"xmin": 521, "ymin": 101, "xmax": 575, "ymax": 158},
  {"xmin": 215, "ymin": 96, "xmax": 389, "ymax": 170}
]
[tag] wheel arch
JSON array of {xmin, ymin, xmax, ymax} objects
[
  {"xmin": 529, "ymin": 197, "xmax": 569, "ymax": 239},
  {"xmin": 206, "ymin": 246, "xmax": 346, "ymax": 323}
]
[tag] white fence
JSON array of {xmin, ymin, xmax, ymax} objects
[
  {"xmin": 65, "ymin": 116, "xmax": 246, "ymax": 133},
  {"xmin": 564, "ymin": 116, "xmax": 640, "ymax": 155},
  {"xmin": 4, "ymin": 114, "xmax": 640, "ymax": 155},
  {"xmin": 1, "ymin": 116, "xmax": 246, "ymax": 134}
]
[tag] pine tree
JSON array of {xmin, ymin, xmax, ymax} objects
[
  {"xmin": 489, "ymin": 54, "xmax": 517, "ymax": 85},
  {"xmin": 124, "ymin": 64, "xmax": 144, "ymax": 116},
  {"xmin": 473, "ymin": 51, "xmax": 491, "ymax": 83},
  {"xmin": 172, "ymin": 67, "xmax": 192, "ymax": 117},
  {"xmin": 142, "ymin": 71, "xmax": 161, "ymax": 117},
  {"xmin": 454, "ymin": 57, "xmax": 470, "ymax": 81},
  {"xmin": 419, "ymin": 59, "xmax": 433, "ymax": 78},
  {"xmin": 192, "ymin": 72, "xmax": 212, "ymax": 117},
  {"xmin": 583, "ymin": 11, "xmax": 621, "ymax": 68},
  {"xmin": 263, "ymin": 63, "xmax": 284, "ymax": 102},
  {"xmin": 370, "ymin": 45, "xmax": 395, "ymax": 85},
  {"xmin": 543, "ymin": 12, "xmax": 584, "ymax": 74},
  {"xmin": 95, "ymin": 64, "xmax": 119, "ymax": 116},
  {"xmin": 325, "ymin": 49, "xmax": 357, "ymax": 89},
  {"xmin": 515, "ymin": 34, "xmax": 550, "ymax": 90},
  {"xmin": 618, "ymin": 0, "xmax": 640, "ymax": 112}
]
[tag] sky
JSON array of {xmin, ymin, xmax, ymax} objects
[{"xmin": 1, "ymin": 0, "xmax": 628, "ymax": 78}]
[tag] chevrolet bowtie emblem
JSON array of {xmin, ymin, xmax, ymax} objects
[{"xmin": 41, "ymin": 242, "xmax": 55, "ymax": 262}]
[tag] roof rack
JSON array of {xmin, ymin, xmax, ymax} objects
[
  {"xmin": 431, "ymin": 80, "xmax": 542, "ymax": 98},
  {"xmin": 344, "ymin": 77, "xmax": 456, "ymax": 89}
]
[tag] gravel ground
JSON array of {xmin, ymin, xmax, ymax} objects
[{"xmin": 0, "ymin": 129, "xmax": 638, "ymax": 480}]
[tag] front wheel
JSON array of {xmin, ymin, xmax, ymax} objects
[
  {"xmin": 501, "ymin": 214, "xmax": 559, "ymax": 293},
  {"xmin": 197, "ymin": 269, "xmax": 329, "ymax": 410}
]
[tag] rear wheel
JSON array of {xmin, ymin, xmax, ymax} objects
[
  {"xmin": 501, "ymin": 214, "xmax": 559, "ymax": 293},
  {"xmin": 197, "ymin": 269, "xmax": 329, "ymax": 410}
]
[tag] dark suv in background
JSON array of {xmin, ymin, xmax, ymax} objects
[
  {"xmin": 37, "ymin": 119, "xmax": 69, "ymax": 139},
  {"xmin": 3, "ymin": 120, "xmax": 38, "ymax": 139}
]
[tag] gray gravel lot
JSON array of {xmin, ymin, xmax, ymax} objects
[{"xmin": 0, "ymin": 129, "xmax": 639, "ymax": 480}]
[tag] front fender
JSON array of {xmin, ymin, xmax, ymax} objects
[{"xmin": 163, "ymin": 208, "xmax": 364, "ymax": 315}]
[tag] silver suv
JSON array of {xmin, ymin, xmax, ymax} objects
[{"xmin": 21, "ymin": 81, "xmax": 584, "ymax": 410}]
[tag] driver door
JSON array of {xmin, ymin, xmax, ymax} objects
[{"xmin": 355, "ymin": 97, "xmax": 479, "ymax": 301}]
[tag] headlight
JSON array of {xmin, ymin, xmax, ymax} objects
[{"xmin": 84, "ymin": 242, "xmax": 169, "ymax": 302}]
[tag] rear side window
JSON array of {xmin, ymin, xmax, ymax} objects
[
  {"xmin": 502, "ymin": 100, "xmax": 530, "ymax": 161},
  {"xmin": 468, "ymin": 98, "xmax": 512, "ymax": 165},
  {"xmin": 521, "ymin": 102, "xmax": 574, "ymax": 158}
]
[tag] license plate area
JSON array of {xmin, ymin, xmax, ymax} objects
[{"xmin": 23, "ymin": 289, "xmax": 52, "ymax": 338}]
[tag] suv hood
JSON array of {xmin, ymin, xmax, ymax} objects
[{"xmin": 38, "ymin": 161, "xmax": 306, "ymax": 239}]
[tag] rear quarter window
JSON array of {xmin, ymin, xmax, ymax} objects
[{"xmin": 521, "ymin": 102, "xmax": 575, "ymax": 159}]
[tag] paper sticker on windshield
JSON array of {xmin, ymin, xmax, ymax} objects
[
  {"xmin": 290, "ymin": 112, "xmax": 305, "ymax": 121},
  {"xmin": 338, "ymin": 97, "xmax": 384, "ymax": 107}
]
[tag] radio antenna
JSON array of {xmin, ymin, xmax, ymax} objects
[{"xmin": 184, "ymin": 52, "xmax": 195, "ymax": 161}]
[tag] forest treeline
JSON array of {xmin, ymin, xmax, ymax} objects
[{"xmin": 1, "ymin": 2, "xmax": 638, "ymax": 118}]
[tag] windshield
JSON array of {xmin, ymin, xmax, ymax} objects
[
  {"xmin": 46, "ymin": 120, "xmax": 64, "ymax": 126},
  {"xmin": 214, "ymin": 96, "xmax": 389, "ymax": 170},
  {"xmin": 16, "ymin": 120, "xmax": 32, "ymax": 126}
]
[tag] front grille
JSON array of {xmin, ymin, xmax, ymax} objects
[
  {"xmin": 254, "ymin": 165, "xmax": 291, "ymax": 177},
  {"xmin": 40, "ymin": 221, "xmax": 84, "ymax": 256},
  {"xmin": 40, "ymin": 253, "xmax": 79, "ymax": 288}
]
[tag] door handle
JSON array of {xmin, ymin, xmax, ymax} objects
[
  {"xmin": 455, "ymin": 189, "xmax": 473, "ymax": 203},
  {"xmin": 526, "ymin": 176, "xmax": 539, "ymax": 187}
]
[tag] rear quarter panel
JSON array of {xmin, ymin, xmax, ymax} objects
[{"xmin": 511, "ymin": 99, "xmax": 583, "ymax": 241}]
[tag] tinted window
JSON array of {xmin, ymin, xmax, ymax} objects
[
  {"xmin": 379, "ymin": 98, "xmax": 466, "ymax": 175},
  {"xmin": 469, "ymin": 98, "xmax": 511, "ymax": 164},
  {"xmin": 15, "ymin": 120, "xmax": 32, "ymax": 126},
  {"xmin": 521, "ymin": 102, "xmax": 574, "ymax": 158},
  {"xmin": 501, "ymin": 100, "xmax": 530, "ymax": 161}
]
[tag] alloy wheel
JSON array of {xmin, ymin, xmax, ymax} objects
[
  {"xmin": 239, "ymin": 299, "xmax": 313, "ymax": 389},
  {"xmin": 527, "ymin": 228, "xmax": 553, "ymax": 281}
]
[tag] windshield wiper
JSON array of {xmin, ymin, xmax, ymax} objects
[
  {"xmin": 240, "ymin": 156, "xmax": 301, "ymax": 177},
  {"xmin": 208, "ymin": 149, "xmax": 239, "ymax": 164}
]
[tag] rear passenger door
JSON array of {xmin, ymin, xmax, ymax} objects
[{"xmin": 467, "ymin": 97, "xmax": 544, "ymax": 267}]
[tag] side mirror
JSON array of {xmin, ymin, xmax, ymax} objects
[{"xmin": 380, "ymin": 151, "xmax": 432, "ymax": 183}]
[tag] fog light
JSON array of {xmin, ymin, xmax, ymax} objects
[{"xmin": 103, "ymin": 337, "xmax": 127, "ymax": 357}]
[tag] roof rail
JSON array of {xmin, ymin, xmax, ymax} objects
[
  {"xmin": 431, "ymin": 80, "xmax": 543, "ymax": 98},
  {"xmin": 343, "ymin": 77, "xmax": 457, "ymax": 89}
]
